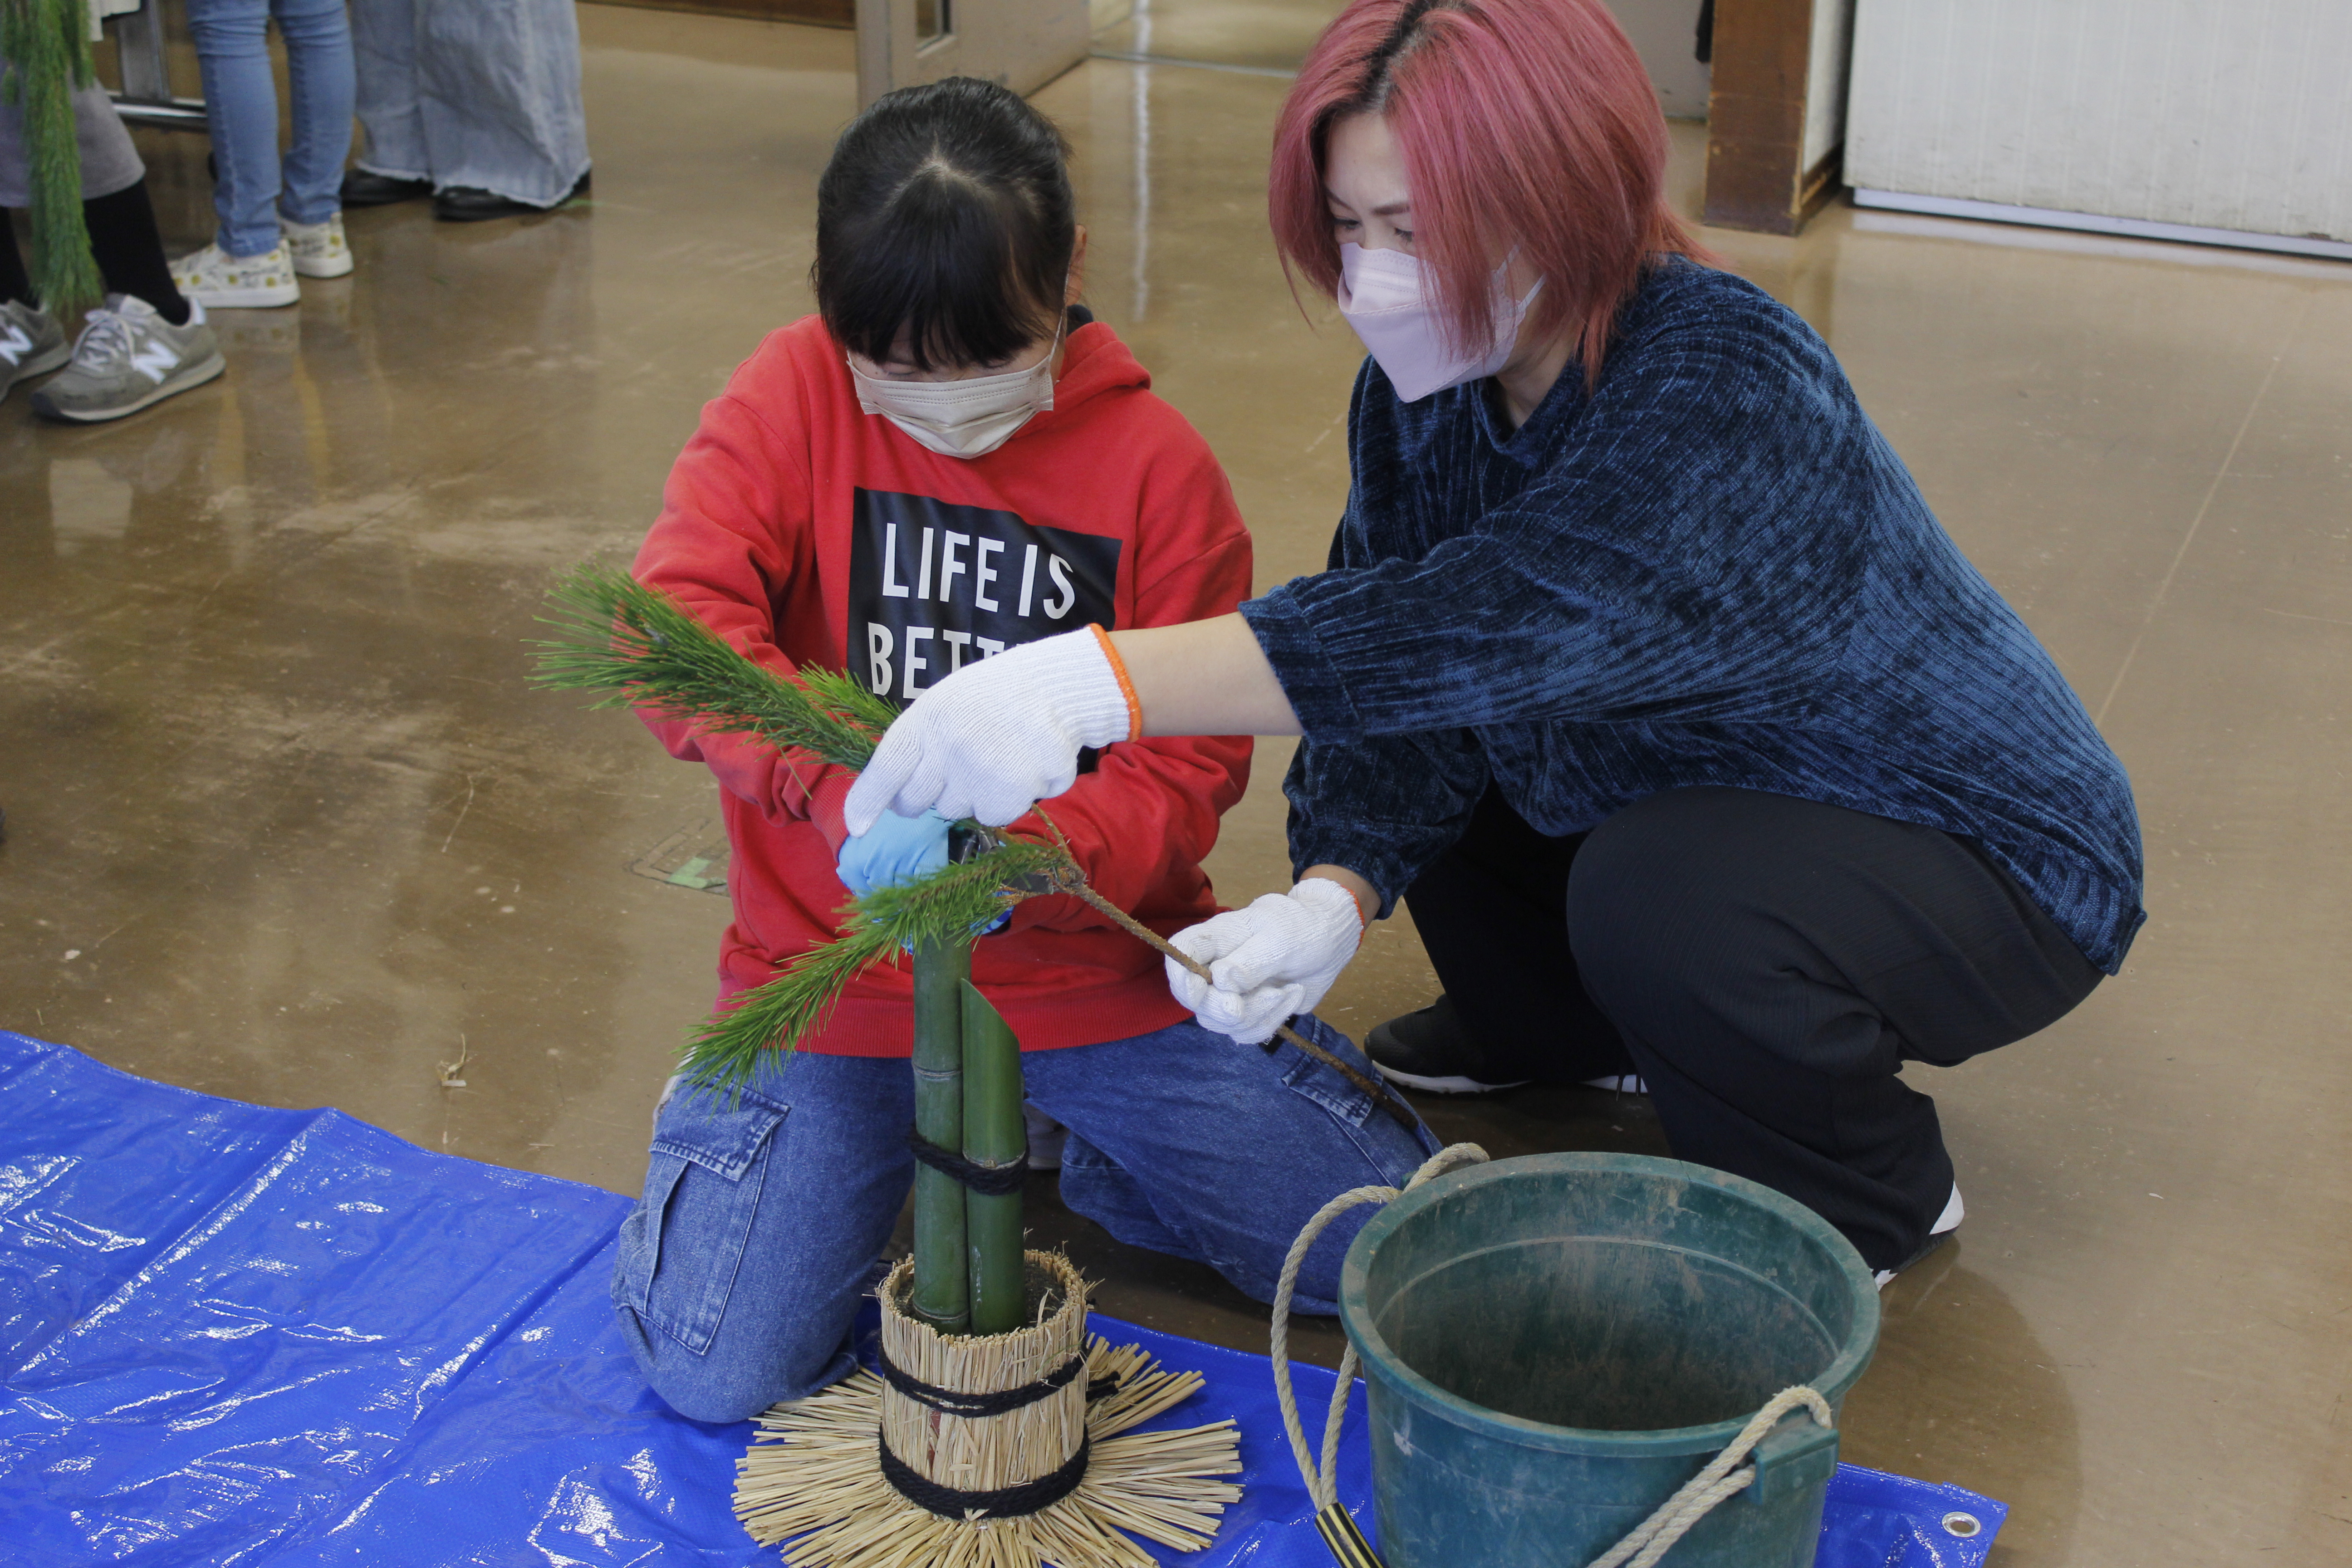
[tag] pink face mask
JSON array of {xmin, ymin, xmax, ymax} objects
[{"xmin": 1335, "ymin": 242, "xmax": 1543, "ymax": 403}]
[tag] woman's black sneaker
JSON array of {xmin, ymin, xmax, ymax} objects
[
  {"xmin": 433, "ymin": 172, "xmax": 591, "ymax": 222},
  {"xmin": 1366, "ymin": 996, "xmax": 1533, "ymax": 1093},
  {"xmin": 341, "ymin": 169, "xmax": 432, "ymax": 206},
  {"xmin": 1368, "ymin": 995, "xmax": 1647, "ymax": 1095}
]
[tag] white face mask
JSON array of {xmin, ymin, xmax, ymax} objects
[
  {"xmin": 848, "ymin": 318, "xmax": 1063, "ymax": 458},
  {"xmin": 1335, "ymin": 243, "xmax": 1542, "ymax": 403}
]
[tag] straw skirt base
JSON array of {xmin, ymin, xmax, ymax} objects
[{"xmin": 734, "ymin": 1257, "xmax": 1242, "ymax": 1568}]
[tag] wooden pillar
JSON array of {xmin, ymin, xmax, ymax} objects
[{"xmin": 1703, "ymin": 0, "xmax": 1847, "ymax": 235}]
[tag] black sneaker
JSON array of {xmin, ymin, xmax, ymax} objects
[
  {"xmin": 432, "ymin": 172, "xmax": 591, "ymax": 222},
  {"xmin": 341, "ymin": 169, "xmax": 432, "ymax": 206},
  {"xmin": 1366, "ymin": 996, "xmax": 1533, "ymax": 1094}
]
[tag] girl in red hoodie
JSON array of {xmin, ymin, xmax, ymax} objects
[{"xmin": 612, "ymin": 78, "xmax": 1435, "ymax": 1422}]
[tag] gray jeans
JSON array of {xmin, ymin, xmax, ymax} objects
[
  {"xmin": 0, "ymin": 86, "xmax": 146, "ymax": 209},
  {"xmin": 350, "ymin": 0, "xmax": 588, "ymax": 207}
]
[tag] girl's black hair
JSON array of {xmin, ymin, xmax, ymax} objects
[{"xmin": 814, "ymin": 77, "xmax": 1076, "ymax": 372}]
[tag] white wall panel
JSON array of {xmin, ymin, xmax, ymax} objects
[
  {"xmin": 1802, "ymin": 0, "xmax": 1856, "ymax": 173},
  {"xmin": 1603, "ymin": 0, "xmax": 1712, "ymax": 121},
  {"xmin": 1847, "ymin": 0, "xmax": 2352, "ymax": 244}
]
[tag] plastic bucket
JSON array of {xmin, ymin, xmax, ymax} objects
[{"xmin": 1337, "ymin": 1153, "xmax": 1881, "ymax": 1568}]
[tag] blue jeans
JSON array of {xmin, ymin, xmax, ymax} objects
[
  {"xmin": 185, "ymin": 0, "xmax": 355, "ymax": 257},
  {"xmin": 612, "ymin": 1016, "xmax": 1437, "ymax": 1423}
]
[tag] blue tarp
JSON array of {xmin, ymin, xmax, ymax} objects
[{"xmin": 0, "ymin": 1031, "xmax": 2005, "ymax": 1566}]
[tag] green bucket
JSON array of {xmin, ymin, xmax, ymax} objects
[{"xmin": 1337, "ymin": 1153, "xmax": 1881, "ymax": 1568}]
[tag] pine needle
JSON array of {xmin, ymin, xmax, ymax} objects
[
  {"xmin": 685, "ymin": 838, "xmax": 1068, "ymax": 1091},
  {"xmin": 532, "ymin": 563, "xmax": 897, "ymax": 771}
]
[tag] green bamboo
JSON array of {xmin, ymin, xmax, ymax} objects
[
  {"xmin": 909, "ymin": 937, "xmax": 970, "ymax": 1334},
  {"xmin": 960, "ymin": 979, "xmax": 1027, "ymax": 1336}
]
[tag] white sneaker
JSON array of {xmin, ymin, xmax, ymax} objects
[
  {"xmin": 170, "ymin": 241, "xmax": 300, "ymax": 308},
  {"xmin": 281, "ymin": 213, "xmax": 353, "ymax": 279}
]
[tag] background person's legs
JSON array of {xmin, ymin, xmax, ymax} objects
[
  {"xmin": 0, "ymin": 85, "xmax": 165, "ymax": 312},
  {"xmin": 415, "ymin": 0, "xmax": 589, "ymax": 208},
  {"xmin": 349, "ymin": 0, "xmax": 430, "ymax": 183},
  {"xmin": 0, "ymin": 220, "xmax": 29, "ymax": 306},
  {"xmin": 183, "ymin": 0, "xmax": 285, "ymax": 258},
  {"xmin": 1026, "ymin": 1014, "xmax": 1438, "ymax": 1313},
  {"xmin": 1568, "ymin": 787, "xmax": 2104, "ymax": 1273},
  {"xmin": 83, "ymin": 185, "xmax": 191, "ymax": 323},
  {"xmin": 612, "ymin": 1050, "xmax": 911, "ymax": 1423},
  {"xmin": 271, "ymin": 0, "xmax": 357, "ymax": 228}
]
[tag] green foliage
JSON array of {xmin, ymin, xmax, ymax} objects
[
  {"xmin": 681, "ymin": 838, "xmax": 1067, "ymax": 1091},
  {"xmin": 533, "ymin": 564, "xmax": 897, "ymax": 772},
  {"xmin": 533, "ymin": 563, "xmax": 1074, "ymax": 1091},
  {"xmin": 0, "ymin": 0, "xmax": 103, "ymax": 312}
]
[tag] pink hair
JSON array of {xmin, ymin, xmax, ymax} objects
[{"xmin": 1269, "ymin": 0, "xmax": 1709, "ymax": 389}]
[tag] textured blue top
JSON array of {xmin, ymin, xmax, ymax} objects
[{"xmin": 1241, "ymin": 260, "xmax": 2144, "ymax": 973}]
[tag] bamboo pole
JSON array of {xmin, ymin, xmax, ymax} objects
[
  {"xmin": 909, "ymin": 937, "xmax": 970, "ymax": 1333},
  {"xmin": 960, "ymin": 980, "xmax": 1027, "ymax": 1335}
]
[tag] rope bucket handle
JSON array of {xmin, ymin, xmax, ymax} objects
[{"xmin": 1268, "ymin": 1144, "xmax": 1838, "ymax": 1568}]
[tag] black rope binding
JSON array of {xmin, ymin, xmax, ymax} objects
[
  {"xmin": 879, "ymin": 1433, "xmax": 1092, "ymax": 1519},
  {"xmin": 879, "ymin": 1346, "xmax": 1085, "ymax": 1417},
  {"xmin": 907, "ymin": 1130, "xmax": 1027, "ymax": 1196}
]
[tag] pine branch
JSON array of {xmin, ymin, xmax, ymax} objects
[
  {"xmin": 680, "ymin": 837, "xmax": 1068, "ymax": 1090},
  {"xmin": 1, "ymin": 0, "xmax": 105, "ymax": 312},
  {"xmin": 532, "ymin": 564, "xmax": 896, "ymax": 771}
]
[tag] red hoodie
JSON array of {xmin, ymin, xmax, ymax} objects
[{"xmin": 632, "ymin": 314, "xmax": 1253, "ymax": 1056}]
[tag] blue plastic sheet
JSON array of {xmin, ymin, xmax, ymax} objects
[{"xmin": 0, "ymin": 1032, "xmax": 2005, "ymax": 1566}]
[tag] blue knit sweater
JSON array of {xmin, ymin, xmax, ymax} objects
[{"xmin": 1241, "ymin": 260, "xmax": 2144, "ymax": 973}]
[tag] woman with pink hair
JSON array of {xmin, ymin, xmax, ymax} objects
[{"xmin": 845, "ymin": 0, "xmax": 2143, "ymax": 1285}]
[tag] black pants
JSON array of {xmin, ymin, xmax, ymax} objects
[{"xmin": 1402, "ymin": 786, "xmax": 2103, "ymax": 1270}]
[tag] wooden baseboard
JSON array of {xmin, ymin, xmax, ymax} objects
[{"xmin": 594, "ymin": 0, "xmax": 854, "ymax": 29}]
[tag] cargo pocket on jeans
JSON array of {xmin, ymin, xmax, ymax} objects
[
  {"xmin": 616, "ymin": 1085, "xmax": 790, "ymax": 1357},
  {"xmin": 1278, "ymin": 1020, "xmax": 1436, "ymax": 1176}
]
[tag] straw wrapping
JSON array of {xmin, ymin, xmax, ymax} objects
[{"xmin": 877, "ymin": 1345, "xmax": 1086, "ymax": 1418}]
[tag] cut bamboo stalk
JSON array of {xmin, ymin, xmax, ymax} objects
[
  {"xmin": 960, "ymin": 979, "xmax": 1026, "ymax": 1336},
  {"xmin": 910, "ymin": 937, "xmax": 970, "ymax": 1333}
]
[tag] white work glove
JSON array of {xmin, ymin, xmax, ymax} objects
[
  {"xmin": 843, "ymin": 627, "xmax": 1135, "ymax": 834},
  {"xmin": 1166, "ymin": 878, "xmax": 1365, "ymax": 1045}
]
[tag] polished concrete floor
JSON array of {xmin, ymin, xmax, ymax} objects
[{"xmin": 4, "ymin": 6, "xmax": 2351, "ymax": 1563}]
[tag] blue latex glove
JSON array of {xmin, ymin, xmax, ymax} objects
[
  {"xmin": 838, "ymin": 810, "xmax": 1010, "ymax": 934},
  {"xmin": 837, "ymin": 808, "xmax": 951, "ymax": 900}
]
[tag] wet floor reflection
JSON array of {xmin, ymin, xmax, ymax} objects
[{"xmin": 1846, "ymin": 1250, "xmax": 2082, "ymax": 1565}]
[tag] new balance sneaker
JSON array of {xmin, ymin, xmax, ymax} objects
[
  {"xmin": 30, "ymin": 296, "xmax": 225, "ymax": 424},
  {"xmin": 281, "ymin": 213, "xmax": 353, "ymax": 279},
  {"xmin": 1875, "ymin": 1185, "xmax": 1965, "ymax": 1289},
  {"xmin": 0, "ymin": 299, "xmax": 69, "ymax": 399},
  {"xmin": 170, "ymin": 240, "xmax": 300, "ymax": 308}
]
